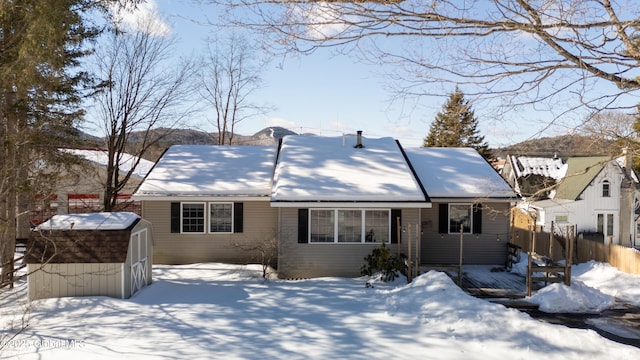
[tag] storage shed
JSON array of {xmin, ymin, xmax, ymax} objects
[{"xmin": 25, "ymin": 212, "xmax": 153, "ymax": 300}]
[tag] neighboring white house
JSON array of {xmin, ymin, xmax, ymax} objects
[{"xmin": 502, "ymin": 152, "xmax": 640, "ymax": 247}]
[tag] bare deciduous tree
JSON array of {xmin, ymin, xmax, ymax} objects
[
  {"xmin": 214, "ymin": 0, "xmax": 640, "ymax": 123},
  {"xmin": 91, "ymin": 15, "xmax": 194, "ymax": 211},
  {"xmin": 200, "ymin": 34, "xmax": 270, "ymax": 145}
]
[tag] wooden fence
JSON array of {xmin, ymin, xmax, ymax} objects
[{"xmin": 512, "ymin": 227, "xmax": 640, "ymax": 275}]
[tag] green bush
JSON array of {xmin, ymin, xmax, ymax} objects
[{"xmin": 360, "ymin": 242, "xmax": 406, "ymax": 284}]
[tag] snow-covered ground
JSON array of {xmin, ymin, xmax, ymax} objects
[{"xmin": 1, "ymin": 260, "xmax": 639, "ymax": 359}]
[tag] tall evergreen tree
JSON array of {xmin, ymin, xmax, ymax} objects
[
  {"xmin": 423, "ymin": 88, "xmax": 492, "ymax": 159},
  {"xmin": 0, "ymin": 0, "xmax": 109, "ymax": 286}
]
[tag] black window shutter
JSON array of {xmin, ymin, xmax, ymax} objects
[
  {"xmin": 298, "ymin": 209, "xmax": 309, "ymax": 243},
  {"xmin": 438, "ymin": 204, "xmax": 448, "ymax": 234},
  {"xmin": 170, "ymin": 202, "xmax": 180, "ymax": 233},
  {"xmin": 234, "ymin": 203, "xmax": 244, "ymax": 233},
  {"xmin": 391, "ymin": 209, "xmax": 401, "ymax": 244},
  {"xmin": 473, "ymin": 204, "xmax": 482, "ymax": 234}
]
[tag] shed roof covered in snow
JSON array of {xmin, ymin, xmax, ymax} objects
[
  {"xmin": 405, "ymin": 147, "xmax": 515, "ymax": 200},
  {"xmin": 133, "ymin": 145, "xmax": 277, "ymax": 200},
  {"xmin": 27, "ymin": 212, "xmax": 144, "ymax": 264},
  {"xmin": 271, "ymin": 134, "xmax": 429, "ymax": 206},
  {"xmin": 36, "ymin": 212, "xmax": 141, "ymax": 231}
]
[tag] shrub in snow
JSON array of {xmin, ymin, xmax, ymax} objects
[{"xmin": 360, "ymin": 242, "xmax": 406, "ymax": 286}]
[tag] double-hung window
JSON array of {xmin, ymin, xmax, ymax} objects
[
  {"xmin": 210, "ymin": 203, "xmax": 233, "ymax": 233},
  {"xmin": 309, "ymin": 209, "xmax": 390, "ymax": 243},
  {"xmin": 181, "ymin": 203, "xmax": 205, "ymax": 233},
  {"xmin": 449, "ymin": 204, "xmax": 472, "ymax": 234},
  {"xmin": 602, "ymin": 180, "xmax": 610, "ymax": 197}
]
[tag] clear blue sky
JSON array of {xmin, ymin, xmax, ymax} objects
[{"xmin": 109, "ymin": 0, "xmax": 593, "ymax": 148}]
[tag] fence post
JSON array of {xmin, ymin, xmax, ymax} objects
[
  {"xmin": 458, "ymin": 226, "xmax": 464, "ymax": 286},
  {"xmin": 549, "ymin": 221, "xmax": 554, "ymax": 260},
  {"xmin": 407, "ymin": 224, "xmax": 412, "ymax": 283}
]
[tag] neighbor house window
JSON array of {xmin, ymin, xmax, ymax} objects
[
  {"xmin": 68, "ymin": 194, "xmax": 101, "ymax": 213},
  {"xmin": 209, "ymin": 203, "xmax": 233, "ymax": 233},
  {"xmin": 181, "ymin": 203, "xmax": 205, "ymax": 233},
  {"xmin": 449, "ymin": 204, "xmax": 472, "ymax": 234},
  {"xmin": 309, "ymin": 209, "xmax": 390, "ymax": 243},
  {"xmin": 597, "ymin": 213, "xmax": 614, "ymax": 237},
  {"xmin": 602, "ymin": 180, "xmax": 610, "ymax": 197}
]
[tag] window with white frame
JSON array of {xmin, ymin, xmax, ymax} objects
[
  {"xmin": 365, "ymin": 210, "xmax": 390, "ymax": 243},
  {"xmin": 209, "ymin": 203, "xmax": 233, "ymax": 233},
  {"xmin": 449, "ymin": 204, "xmax": 472, "ymax": 234},
  {"xmin": 310, "ymin": 209, "xmax": 335, "ymax": 242},
  {"xmin": 181, "ymin": 203, "xmax": 205, "ymax": 233},
  {"xmin": 309, "ymin": 209, "xmax": 390, "ymax": 243}
]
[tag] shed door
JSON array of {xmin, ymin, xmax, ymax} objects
[{"xmin": 130, "ymin": 228, "xmax": 149, "ymax": 297}]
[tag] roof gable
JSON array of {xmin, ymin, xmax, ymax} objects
[
  {"xmin": 133, "ymin": 145, "xmax": 277, "ymax": 198},
  {"xmin": 554, "ymin": 156, "xmax": 609, "ymax": 200},
  {"xmin": 406, "ymin": 147, "xmax": 515, "ymax": 199},
  {"xmin": 271, "ymin": 135, "xmax": 427, "ymax": 203}
]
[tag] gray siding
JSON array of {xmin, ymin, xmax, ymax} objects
[
  {"xmin": 277, "ymin": 208, "xmax": 420, "ymax": 278},
  {"xmin": 420, "ymin": 202, "xmax": 511, "ymax": 265},
  {"xmin": 143, "ymin": 200, "xmax": 278, "ymax": 265}
]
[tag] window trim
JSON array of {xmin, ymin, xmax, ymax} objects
[
  {"xmin": 308, "ymin": 208, "xmax": 391, "ymax": 244},
  {"xmin": 208, "ymin": 202, "xmax": 234, "ymax": 234},
  {"xmin": 180, "ymin": 202, "xmax": 206, "ymax": 234}
]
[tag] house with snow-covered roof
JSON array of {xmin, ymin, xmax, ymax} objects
[
  {"xmin": 133, "ymin": 133, "xmax": 517, "ymax": 278},
  {"xmin": 405, "ymin": 147, "xmax": 515, "ymax": 265},
  {"xmin": 502, "ymin": 153, "xmax": 640, "ymax": 247}
]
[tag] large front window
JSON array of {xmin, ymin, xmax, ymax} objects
[
  {"xmin": 310, "ymin": 209, "xmax": 390, "ymax": 243},
  {"xmin": 449, "ymin": 204, "xmax": 472, "ymax": 234}
]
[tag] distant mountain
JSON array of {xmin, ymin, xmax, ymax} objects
[
  {"xmin": 77, "ymin": 128, "xmax": 619, "ymax": 163},
  {"xmin": 97, "ymin": 126, "xmax": 299, "ymax": 161},
  {"xmin": 494, "ymin": 134, "xmax": 616, "ymax": 159}
]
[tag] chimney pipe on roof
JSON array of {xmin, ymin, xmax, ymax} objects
[{"xmin": 354, "ymin": 130, "xmax": 364, "ymax": 148}]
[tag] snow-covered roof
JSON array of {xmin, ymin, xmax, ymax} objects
[
  {"xmin": 62, "ymin": 148, "xmax": 155, "ymax": 179},
  {"xmin": 271, "ymin": 135, "xmax": 427, "ymax": 205},
  {"xmin": 35, "ymin": 212, "xmax": 140, "ymax": 231},
  {"xmin": 133, "ymin": 145, "xmax": 277, "ymax": 199},
  {"xmin": 510, "ymin": 155, "xmax": 567, "ymax": 181},
  {"xmin": 405, "ymin": 147, "xmax": 515, "ymax": 199}
]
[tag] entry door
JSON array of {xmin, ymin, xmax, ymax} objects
[{"xmin": 596, "ymin": 213, "xmax": 615, "ymax": 241}]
